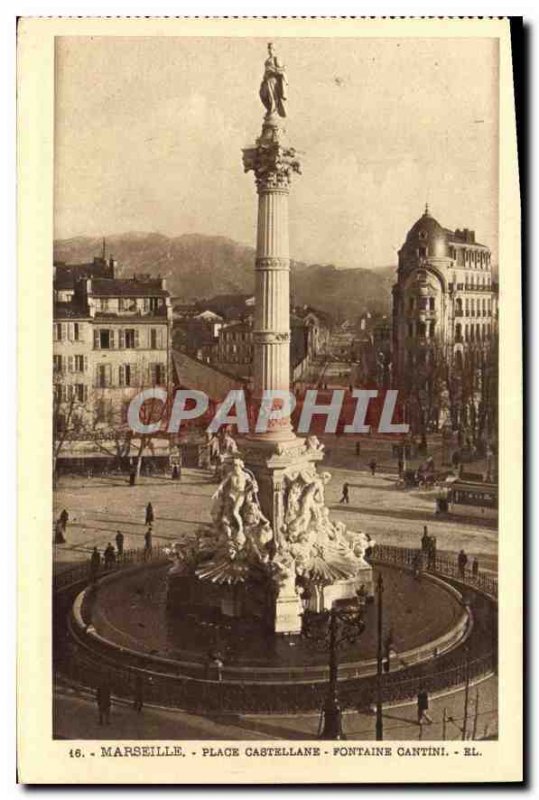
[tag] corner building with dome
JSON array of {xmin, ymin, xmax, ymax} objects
[{"xmin": 392, "ymin": 206, "xmax": 498, "ymax": 382}]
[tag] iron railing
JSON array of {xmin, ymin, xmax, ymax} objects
[
  {"xmin": 369, "ymin": 543, "xmax": 498, "ymax": 599},
  {"xmin": 53, "ymin": 543, "xmax": 498, "ymax": 713}
]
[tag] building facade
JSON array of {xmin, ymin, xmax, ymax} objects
[
  {"xmin": 53, "ymin": 256, "xmax": 173, "ymax": 469},
  {"xmin": 392, "ymin": 206, "xmax": 498, "ymax": 379}
]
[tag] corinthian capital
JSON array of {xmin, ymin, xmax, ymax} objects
[{"xmin": 243, "ymin": 142, "xmax": 301, "ymax": 193}]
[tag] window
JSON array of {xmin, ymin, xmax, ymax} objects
[
  {"xmin": 429, "ymin": 321, "xmax": 435, "ymax": 338},
  {"xmin": 417, "ymin": 322, "xmax": 426, "ymax": 338},
  {"xmin": 429, "ymin": 297, "xmax": 435, "ymax": 311},
  {"xmin": 120, "ymin": 297, "xmax": 137, "ymax": 312},
  {"xmin": 74, "ymin": 384, "xmax": 87, "ymax": 402},
  {"xmin": 124, "ymin": 329, "xmax": 136, "ymax": 348},
  {"xmin": 150, "ymin": 328, "xmax": 162, "ymax": 349},
  {"xmin": 93, "ymin": 328, "xmax": 116, "ymax": 349},
  {"xmin": 53, "ymin": 355, "xmax": 63, "ymax": 373},
  {"xmin": 74, "ymin": 355, "xmax": 86, "ymax": 372},
  {"xmin": 96, "ymin": 364, "xmax": 112, "ymax": 388},
  {"xmin": 149, "ymin": 363, "xmax": 165, "ymax": 385},
  {"xmin": 95, "ymin": 399, "xmax": 114, "ymax": 424},
  {"xmin": 119, "ymin": 364, "xmax": 135, "ymax": 387},
  {"xmin": 73, "ymin": 322, "xmax": 80, "ymax": 341}
]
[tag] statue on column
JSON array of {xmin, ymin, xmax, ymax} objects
[{"xmin": 259, "ymin": 42, "xmax": 288, "ymax": 119}]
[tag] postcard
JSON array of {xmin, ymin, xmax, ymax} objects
[{"xmin": 17, "ymin": 16, "xmax": 522, "ymax": 784}]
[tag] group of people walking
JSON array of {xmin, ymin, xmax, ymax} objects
[
  {"xmin": 89, "ymin": 501, "xmax": 157, "ymax": 580},
  {"xmin": 96, "ymin": 673, "xmax": 145, "ymax": 725}
]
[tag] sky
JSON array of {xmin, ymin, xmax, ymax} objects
[{"xmin": 54, "ymin": 36, "xmax": 499, "ymax": 268}]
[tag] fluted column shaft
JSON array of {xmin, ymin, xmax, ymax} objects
[
  {"xmin": 243, "ymin": 132, "xmax": 301, "ymax": 440},
  {"xmin": 253, "ymin": 187, "xmax": 291, "ymax": 398}
]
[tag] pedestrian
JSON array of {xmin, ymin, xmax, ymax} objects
[
  {"xmin": 90, "ymin": 547, "xmax": 101, "ymax": 584},
  {"xmin": 96, "ymin": 681, "xmax": 112, "ymax": 725},
  {"xmin": 54, "ymin": 519, "xmax": 66, "ymax": 544},
  {"xmin": 428, "ymin": 535, "xmax": 437, "ymax": 570},
  {"xmin": 59, "ymin": 508, "xmax": 69, "ymax": 534},
  {"xmin": 212, "ymin": 655, "xmax": 224, "ymax": 682},
  {"xmin": 417, "ymin": 686, "xmax": 432, "ymax": 725},
  {"xmin": 133, "ymin": 673, "xmax": 144, "ymax": 713},
  {"xmin": 177, "ymin": 448, "xmax": 183, "ymax": 480},
  {"xmin": 172, "ymin": 464, "xmax": 179, "ymax": 480},
  {"xmin": 398, "ymin": 458, "xmax": 404, "ymax": 476},
  {"xmin": 421, "ymin": 526, "xmax": 430, "ymax": 553},
  {"xmin": 103, "ymin": 542, "xmax": 116, "ymax": 570},
  {"xmin": 115, "ymin": 530, "xmax": 124, "ymax": 557},
  {"xmin": 145, "ymin": 502, "xmax": 154, "ymax": 527},
  {"xmin": 339, "ymin": 482, "xmax": 350, "ymax": 504},
  {"xmin": 457, "ymin": 549, "xmax": 468, "ymax": 579},
  {"xmin": 369, "ymin": 459, "xmax": 377, "ymax": 476},
  {"xmin": 144, "ymin": 526, "xmax": 153, "ymax": 556},
  {"xmin": 355, "ymin": 441, "xmax": 361, "ymax": 457},
  {"xmin": 412, "ymin": 551, "xmax": 422, "ymax": 580},
  {"xmin": 472, "ymin": 557, "xmax": 479, "ymax": 579}
]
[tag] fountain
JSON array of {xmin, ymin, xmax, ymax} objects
[{"xmin": 166, "ymin": 44, "xmax": 373, "ymax": 634}]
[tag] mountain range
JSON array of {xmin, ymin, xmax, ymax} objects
[{"xmin": 53, "ymin": 233, "xmax": 395, "ymax": 320}]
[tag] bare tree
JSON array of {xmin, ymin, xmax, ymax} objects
[{"xmin": 52, "ymin": 387, "xmax": 86, "ymax": 487}]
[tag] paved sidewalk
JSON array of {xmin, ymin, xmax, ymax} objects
[
  {"xmin": 54, "ymin": 675, "xmax": 497, "ymax": 742},
  {"xmin": 54, "ymin": 466, "xmax": 497, "ymax": 571}
]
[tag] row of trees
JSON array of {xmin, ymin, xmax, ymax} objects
[
  {"xmin": 52, "ymin": 388, "xmax": 163, "ymax": 487},
  {"xmin": 396, "ymin": 335, "xmax": 498, "ymax": 452}
]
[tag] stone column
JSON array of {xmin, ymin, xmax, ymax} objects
[{"xmin": 243, "ymin": 120, "xmax": 301, "ymax": 441}]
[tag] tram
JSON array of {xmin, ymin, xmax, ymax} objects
[{"xmin": 440, "ymin": 478, "xmax": 498, "ymax": 520}]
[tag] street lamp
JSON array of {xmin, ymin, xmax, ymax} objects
[
  {"xmin": 302, "ymin": 594, "xmax": 366, "ymax": 740},
  {"xmin": 375, "ymin": 572, "xmax": 384, "ymax": 740}
]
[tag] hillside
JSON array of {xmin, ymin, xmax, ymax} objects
[{"xmin": 53, "ymin": 233, "xmax": 394, "ymax": 319}]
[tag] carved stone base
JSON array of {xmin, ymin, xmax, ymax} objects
[
  {"xmin": 238, "ymin": 435, "xmax": 324, "ymax": 542},
  {"xmin": 273, "ymin": 588, "xmax": 303, "ymax": 635}
]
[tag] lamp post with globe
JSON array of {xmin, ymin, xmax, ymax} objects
[{"xmin": 302, "ymin": 592, "xmax": 367, "ymax": 739}]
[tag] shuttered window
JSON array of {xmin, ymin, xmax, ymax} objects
[{"xmin": 96, "ymin": 364, "xmax": 112, "ymax": 388}]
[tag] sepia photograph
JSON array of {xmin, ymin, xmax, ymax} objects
[{"xmin": 17, "ymin": 16, "xmax": 522, "ymax": 784}]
